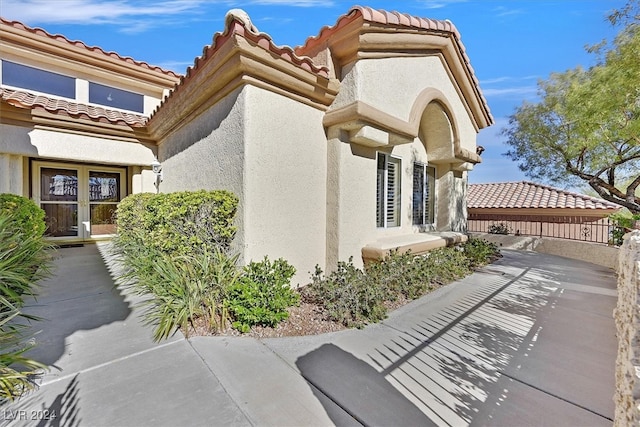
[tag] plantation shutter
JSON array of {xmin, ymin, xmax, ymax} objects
[
  {"xmin": 386, "ymin": 157, "xmax": 400, "ymax": 227},
  {"xmin": 413, "ymin": 163, "xmax": 425, "ymax": 225},
  {"xmin": 376, "ymin": 154, "xmax": 385, "ymax": 227},
  {"xmin": 376, "ymin": 153, "xmax": 401, "ymax": 228}
]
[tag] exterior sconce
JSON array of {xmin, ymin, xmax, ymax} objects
[{"xmin": 151, "ymin": 160, "xmax": 163, "ymax": 186}]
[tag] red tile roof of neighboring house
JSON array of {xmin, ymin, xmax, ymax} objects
[
  {"xmin": 0, "ymin": 17, "xmax": 180, "ymax": 79},
  {"xmin": 1, "ymin": 88, "xmax": 148, "ymax": 127},
  {"xmin": 468, "ymin": 181, "xmax": 621, "ymax": 210}
]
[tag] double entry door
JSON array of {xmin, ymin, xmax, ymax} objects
[{"xmin": 33, "ymin": 161, "xmax": 125, "ymax": 241}]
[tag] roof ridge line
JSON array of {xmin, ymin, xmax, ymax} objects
[{"xmin": 0, "ymin": 16, "xmax": 180, "ymax": 78}]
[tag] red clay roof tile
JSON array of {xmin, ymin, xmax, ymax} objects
[
  {"xmin": 0, "ymin": 17, "xmax": 180, "ymax": 79},
  {"xmin": 468, "ymin": 181, "xmax": 620, "ymax": 210},
  {"xmin": 294, "ymin": 6, "xmax": 490, "ymax": 123},
  {"xmin": 1, "ymin": 88, "xmax": 147, "ymax": 127}
]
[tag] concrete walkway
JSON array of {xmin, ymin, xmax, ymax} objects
[{"xmin": 2, "ymin": 243, "xmax": 617, "ymax": 426}]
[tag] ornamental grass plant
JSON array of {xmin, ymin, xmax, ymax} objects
[{"xmin": 0, "ymin": 196, "xmax": 52, "ymax": 401}]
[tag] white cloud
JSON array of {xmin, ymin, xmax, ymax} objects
[
  {"xmin": 480, "ymin": 75, "xmax": 539, "ymax": 85},
  {"xmin": 1, "ymin": 0, "xmax": 207, "ymax": 27},
  {"xmin": 482, "ymin": 86, "xmax": 538, "ymax": 97},
  {"xmin": 246, "ymin": 0, "xmax": 334, "ymax": 6},
  {"xmin": 421, "ymin": 0, "xmax": 468, "ymax": 9},
  {"xmin": 492, "ymin": 6, "xmax": 524, "ymax": 18}
]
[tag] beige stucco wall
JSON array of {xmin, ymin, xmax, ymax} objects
[
  {"xmin": 332, "ymin": 57, "xmax": 478, "ymax": 153},
  {"xmin": 157, "ymin": 85, "xmax": 328, "ymax": 286},
  {"xmin": 325, "ymin": 55, "xmax": 475, "ymax": 270},
  {"xmin": 614, "ymin": 230, "xmax": 640, "ymax": 426},
  {"xmin": 0, "ymin": 123, "xmax": 156, "ymax": 166},
  {"xmin": 470, "ymin": 232, "xmax": 620, "ymax": 270},
  {"xmin": 157, "ymin": 87, "xmax": 247, "ymax": 259},
  {"xmin": 0, "ymin": 123, "xmax": 156, "ymax": 197},
  {"xmin": 243, "ymin": 87, "xmax": 328, "ymax": 286}
]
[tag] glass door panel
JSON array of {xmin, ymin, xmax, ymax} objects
[
  {"xmin": 88, "ymin": 171, "xmax": 121, "ymax": 236},
  {"xmin": 39, "ymin": 167, "xmax": 80, "ymax": 237},
  {"xmin": 34, "ymin": 162, "xmax": 126, "ymax": 240}
]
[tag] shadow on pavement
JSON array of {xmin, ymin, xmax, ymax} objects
[
  {"xmin": 17, "ymin": 244, "xmax": 131, "ymax": 367},
  {"xmin": 34, "ymin": 374, "xmax": 82, "ymax": 427},
  {"xmin": 296, "ymin": 343, "xmax": 435, "ymax": 426}
]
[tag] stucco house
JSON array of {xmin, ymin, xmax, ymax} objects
[{"xmin": 0, "ymin": 6, "xmax": 493, "ymax": 283}]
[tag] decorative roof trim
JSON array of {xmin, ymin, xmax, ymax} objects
[
  {"xmin": 147, "ymin": 16, "xmax": 338, "ymax": 139},
  {"xmin": 297, "ymin": 6, "xmax": 459, "ymax": 55},
  {"xmin": 296, "ymin": 6, "xmax": 493, "ymax": 130},
  {"xmin": 0, "ymin": 17, "xmax": 179, "ymax": 79},
  {"xmin": 1, "ymin": 88, "xmax": 147, "ymax": 128}
]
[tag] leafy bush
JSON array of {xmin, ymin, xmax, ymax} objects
[
  {"xmin": 0, "ymin": 204, "xmax": 52, "ymax": 401},
  {"xmin": 115, "ymin": 190, "xmax": 238, "ymax": 257},
  {"xmin": 122, "ymin": 247, "xmax": 241, "ymax": 341},
  {"xmin": 226, "ymin": 257, "xmax": 299, "ymax": 333},
  {"xmin": 305, "ymin": 258, "xmax": 387, "ymax": 328},
  {"xmin": 488, "ymin": 222, "xmax": 510, "ymax": 235},
  {"xmin": 0, "ymin": 194, "xmax": 46, "ymax": 238},
  {"xmin": 609, "ymin": 211, "xmax": 640, "ymax": 246},
  {"xmin": 305, "ymin": 240, "xmax": 501, "ymax": 328},
  {"xmin": 461, "ymin": 238, "xmax": 501, "ymax": 269}
]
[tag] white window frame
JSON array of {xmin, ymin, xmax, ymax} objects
[
  {"xmin": 413, "ymin": 162, "xmax": 436, "ymax": 227},
  {"xmin": 377, "ymin": 153, "xmax": 401, "ymax": 228}
]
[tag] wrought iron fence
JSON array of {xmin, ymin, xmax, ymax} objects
[{"xmin": 467, "ymin": 216, "xmax": 614, "ymax": 245}]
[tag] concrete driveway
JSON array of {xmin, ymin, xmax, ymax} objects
[{"xmin": 2, "ymin": 243, "xmax": 617, "ymax": 426}]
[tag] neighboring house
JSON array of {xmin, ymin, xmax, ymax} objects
[
  {"xmin": 468, "ymin": 181, "xmax": 621, "ymax": 243},
  {"xmin": 0, "ymin": 6, "xmax": 493, "ymax": 283}
]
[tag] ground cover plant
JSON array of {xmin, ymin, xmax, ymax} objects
[
  {"xmin": 303, "ymin": 238, "xmax": 500, "ymax": 329},
  {"xmin": 0, "ymin": 195, "xmax": 52, "ymax": 401}
]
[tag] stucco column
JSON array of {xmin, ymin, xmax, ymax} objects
[{"xmin": 0, "ymin": 154, "xmax": 24, "ymax": 195}]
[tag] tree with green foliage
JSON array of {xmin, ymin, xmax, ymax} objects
[{"xmin": 502, "ymin": 3, "xmax": 640, "ymax": 214}]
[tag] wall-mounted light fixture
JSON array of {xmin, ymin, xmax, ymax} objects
[{"xmin": 151, "ymin": 160, "xmax": 163, "ymax": 188}]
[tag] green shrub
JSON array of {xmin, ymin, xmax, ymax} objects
[
  {"xmin": 0, "ymin": 207, "xmax": 52, "ymax": 401},
  {"xmin": 123, "ymin": 247, "xmax": 241, "ymax": 341},
  {"xmin": 115, "ymin": 190, "xmax": 238, "ymax": 257},
  {"xmin": 462, "ymin": 237, "xmax": 501, "ymax": 268},
  {"xmin": 488, "ymin": 222, "xmax": 510, "ymax": 235},
  {"xmin": 609, "ymin": 211, "xmax": 640, "ymax": 246},
  {"xmin": 227, "ymin": 257, "xmax": 299, "ymax": 333},
  {"xmin": 306, "ymin": 241, "xmax": 501, "ymax": 329},
  {"xmin": 0, "ymin": 194, "xmax": 46, "ymax": 238},
  {"xmin": 304, "ymin": 258, "xmax": 388, "ymax": 329}
]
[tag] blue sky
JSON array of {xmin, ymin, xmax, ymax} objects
[{"xmin": 1, "ymin": 0, "xmax": 623, "ymax": 188}]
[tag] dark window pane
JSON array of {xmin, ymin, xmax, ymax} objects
[
  {"xmin": 2, "ymin": 61, "xmax": 75, "ymax": 98},
  {"xmin": 89, "ymin": 82, "xmax": 143, "ymax": 113},
  {"xmin": 41, "ymin": 168, "xmax": 78, "ymax": 202},
  {"xmin": 43, "ymin": 204, "xmax": 78, "ymax": 237}
]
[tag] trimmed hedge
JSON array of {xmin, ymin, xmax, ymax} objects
[
  {"xmin": 115, "ymin": 190, "xmax": 238, "ymax": 256},
  {"xmin": 0, "ymin": 194, "xmax": 46, "ymax": 238}
]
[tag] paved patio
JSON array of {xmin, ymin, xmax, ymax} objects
[{"xmin": 3, "ymin": 243, "xmax": 617, "ymax": 426}]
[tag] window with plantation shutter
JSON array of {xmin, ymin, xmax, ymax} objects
[
  {"xmin": 376, "ymin": 153, "xmax": 401, "ymax": 227},
  {"xmin": 413, "ymin": 162, "xmax": 435, "ymax": 226}
]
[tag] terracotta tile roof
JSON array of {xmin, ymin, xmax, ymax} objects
[
  {"xmin": 1, "ymin": 88, "xmax": 147, "ymax": 127},
  {"xmin": 294, "ymin": 6, "xmax": 491, "ymax": 123},
  {"xmin": 0, "ymin": 17, "xmax": 180, "ymax": 79},
  {"xmin": 149, "ymin": 12, "xmax": 331, "ymax": 122},
  {"xmin": 468, "ymin": 181, "xmax": 621, "ymax": 210},
  {"xmin": 296, "ymin": 6, "xmax": 459, "ymax": 55}
]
